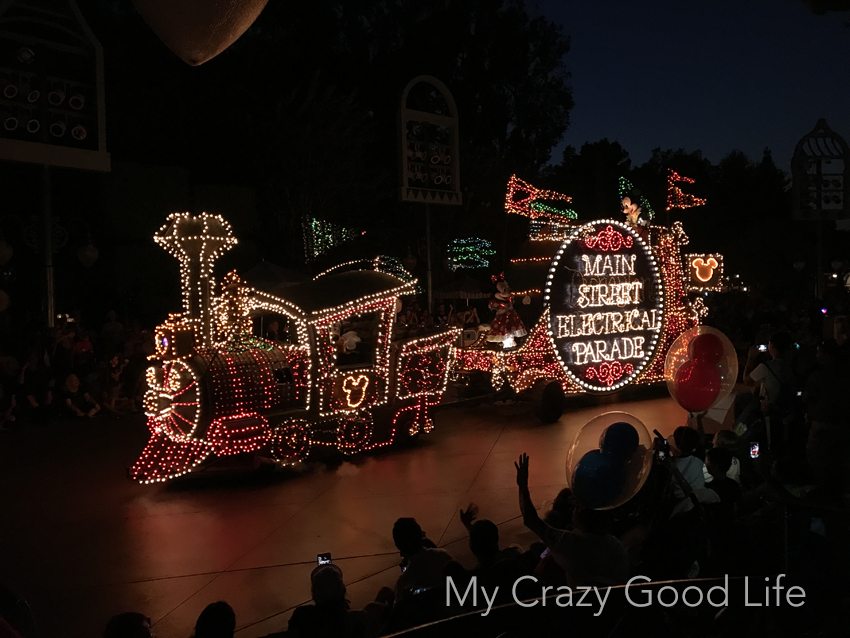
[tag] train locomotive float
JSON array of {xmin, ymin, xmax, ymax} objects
[
  {"xmin": 456, "ymin": 176, "xmax": 707, "ymax": 408},
  {"xmin": 131, "ymin": 213, "xmax": 458, "ymax": 484}
]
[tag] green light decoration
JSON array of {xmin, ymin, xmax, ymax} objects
[
  {"xmin": 302, "ymin": 215, "xmax": 362, "ymax": 261},
  {"xmin": 530, "ymin": 201, "xmax": 578, "ymax": 220},
  {"xmin": 618, "ymin": 176, "xmax": 655, "ymax": 220},
  {"xmin": 447, "ymin": 237, "xmax": 496, "ymax": 271},
  {"xmin": 226, "ymin": 334, "xmax": 276, "ymax": 353},
  {"xmin": 373, "ymin": 255, "xmax": 415, "ymax": 282}
]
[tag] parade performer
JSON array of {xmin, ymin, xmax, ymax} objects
[
  {"xmin": 618, "ymin": 177, "xmax": 652, "ymax": 237},
  {"xmin": 622, "ymin": 194, "xmax": 646, "ymax": 228},
  {"xmin": 486, "ymin": 273, "xmax": 527, "ymax": 349}
]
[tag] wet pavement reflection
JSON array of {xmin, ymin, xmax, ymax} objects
[{"xmin": 0, "ymin": 396, "xmax": 685, "ymax": 637}]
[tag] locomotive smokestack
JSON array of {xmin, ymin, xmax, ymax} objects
[{"xmin": 154, "ymin": 212, "xmax": 237, "ymax": 347}]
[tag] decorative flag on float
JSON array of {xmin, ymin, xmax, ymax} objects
[
  {"xmin": 666, "ymin": 169, "xmax": 707, "ymax": 211},
  {"xmin": 302, "ymin": 216, "xmax": 363, "ymax": 261},
  {"xmin": 505, "ymin": 174, "xmax": 577, "ymax": 221}
]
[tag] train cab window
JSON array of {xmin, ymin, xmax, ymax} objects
[
  {"xmin": 335, "ymin": 312, "xmax": 379, "ymax": 368},
  {"xmin": 253, "ymin": 315, "xmax": 297, "ymax": 345}
]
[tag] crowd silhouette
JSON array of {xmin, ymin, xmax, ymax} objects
[
  {"xmin": 0, "ymin": 292, "xmax": 848, "ymax": 637},
  {"xmin": 0, "ymin": 310, "xmax": 154, "ymax": 429}
]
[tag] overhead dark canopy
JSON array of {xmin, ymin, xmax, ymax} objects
[
  {"xmin": 242, "ymin": 259, "xmax": 306, "ymax": 289},
  {"xmin": 507, "ymin": 239, "xmax": 560, "ymax": 295},
  {"xmin": 278, "ymin": 270, "xmax": 412, "ymax": 317},
  {"xmin": 433, "ymin": 273, "xmax": 489, "ymax": 300}
]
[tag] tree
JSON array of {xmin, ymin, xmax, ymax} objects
[
  {"xmin": 330, "ymin": 0, "xmax": 573, "ymax": 226},
  {"xmin": 79, "ymin": 1, "xmax": 573, "ymax": 271},
  {"xmin": 549, "ymin": 139, "xmax": 631, "ymax": 218},
  {"xmin": 800, "ymin": 0, "xmax": 850, "ymax": 13},
  {"xmin": 551, "ymin": 139, "xmax": 794, "ymax": 296},
  {"xmin": 258, "ymin": 73, "xmax": 382, "ymax": 264}
]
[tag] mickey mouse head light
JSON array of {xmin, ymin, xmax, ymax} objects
[
  {"xmin": 692, "ymin": 256, "xmax": 718, "ymax": 282},
  {"xmin": 686, "ymin": 253, "xmax": 723, "ymax": 292}
]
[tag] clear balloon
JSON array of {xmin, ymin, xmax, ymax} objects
[
  {"xmin": 565, "ymin": 411, "xmax": 654, "ymax": 510},
  {"xmin": 665, "ymin": 326, "xmax": 738, "ymax": 413}
]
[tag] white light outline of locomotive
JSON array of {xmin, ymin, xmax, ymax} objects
[{"xmin": 131, "ymin": 213, "xmax": 458, "ymax": 484}]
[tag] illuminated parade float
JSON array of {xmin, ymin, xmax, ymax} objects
[
  {"xmin": 456, "ymin": 175, "xmax": 709, "ymax": 405},
  {"xmin": 132, "ymin": 170, "xmax": 712, "ymax": 482},
  {"xmin": 131, "ymin": 213, "xmax": 458, "ymax": 484}
]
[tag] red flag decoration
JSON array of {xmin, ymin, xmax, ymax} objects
[
  {"xmin": 666, "ymin": 169, "xmax": 707, "ymax": 211},
  {"xmin": 505, "ymin": 175, "xmax": 577, "ymax": 220}
]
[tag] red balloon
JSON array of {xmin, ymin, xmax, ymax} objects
[
  {"xmin": 689, "ymin": 333, "xmax": 724, "ymax": 364},
  {"xmin": 673, "ymin": 360, "xmax": 721, "ymax": 412}
]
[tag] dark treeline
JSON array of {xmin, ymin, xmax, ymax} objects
[
  {"xmin": 82, "ymin": 0, "xmax": 573, "ymax": 256},
  {"xmin": 540, "ymin": 141, "xmax": 817, "ymax": 300},
  {"xmin": 2, "ymin": 0, "xmax": 575, "ymax": 328},
  {"xmin": 0, "ymin": 1, "xmax": 838, "ymax": 335}
]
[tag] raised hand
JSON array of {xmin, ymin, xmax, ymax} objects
[
  {"xmin": 459, "ymin": 502, "xmax": 479, "ymax": 529},
  {"xmin": 515, "ymin": 453, "xmax": 529, "ymax": 488}
]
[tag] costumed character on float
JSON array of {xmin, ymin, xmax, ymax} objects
[
  {"xmin": 486, "ymin": 272, "xmax": 527, "ymax": 349},
  {"xmin": 619, "ymin": 177, "xmax": 651, "ymax": 239}
]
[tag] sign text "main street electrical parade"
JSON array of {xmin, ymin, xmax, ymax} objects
[{"xmin": 546, "ymin": 221, "xmax": 664, "ymax": 391}]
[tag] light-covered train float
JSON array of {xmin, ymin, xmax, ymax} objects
[
  {"xmin": 133, "ymin": 172, "xmax": 716, "ymax": 482},
  {"xmin": 131, "ymin": 213, "xmax": 458, "ymax": 484},
  {"xmin": 455, "ymin": 175, "xmax": 713, "ymax": 419}
]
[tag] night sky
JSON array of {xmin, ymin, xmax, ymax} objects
[{"xmin": 536, "ymin": 0, "xmax": 850, "ymax": 169}]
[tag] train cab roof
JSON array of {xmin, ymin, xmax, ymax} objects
[{"xmin": 274, "ymin": 269, "xmax": 414, "ymax": 321}]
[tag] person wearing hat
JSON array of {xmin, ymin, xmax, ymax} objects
[
  {"xmin": 287, "ymin": 563, "xmax": 367, "ymax": 638},
  {"xmin": 392, "ymin": 518, "xmax": 452, "ymax": 602}
]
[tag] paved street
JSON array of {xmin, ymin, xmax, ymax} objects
[{"xmin": 0, "ymin": 395, "xmax": 685, "ymax": 637}]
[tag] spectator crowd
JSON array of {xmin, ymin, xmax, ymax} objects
[
  {"xmin": 0, "ymin": 311, "xmax": 155, "ymax": 428},
  {"xmin": 0, "ymin": 292, "xmax": 849, "ymax": 637}
]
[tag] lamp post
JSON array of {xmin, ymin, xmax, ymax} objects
[
  {"xmin": 0, "ymin": 0, "xmax": 110, "ymax": 327},
  {"xmin": 0, "ymin": 236, "xmax": 12, "ymax": 313},
  {"xmin": 42, "ymin": 166, "xmax": 55, "ymax": 326},
  {"xmin": 0, "ymin": 238, "xmax": 12, "ymax": 267},
  {"xmin": 24, "ymin": 215, "xmax": 96, "ymax": 323},
  {"xmin": 399, "ymin": 76, "xmax": 462, "ymax": 314}
]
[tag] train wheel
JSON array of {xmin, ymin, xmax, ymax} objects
[
  {"xmin": 336, "ymin": 412, "xmax": 374, "ymax": 455},
  {"xmin": 143, "ymin": 359, "xmax": 201, "ymax": 438},
  {"xmin": 268, "ymin": 419, "xmax": 311, "ymax": 465},
  {"xmin": 391, "ymin": 406, "xmax": 418, "ymax": 443},
  {"xmin": 392, "ymin": 401, "xmax": 434, "ymax": 442}
]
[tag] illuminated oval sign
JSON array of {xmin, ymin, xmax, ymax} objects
[{"xmin": 544, "ymin": 220, "xmax": 664, "ymax": 392}]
